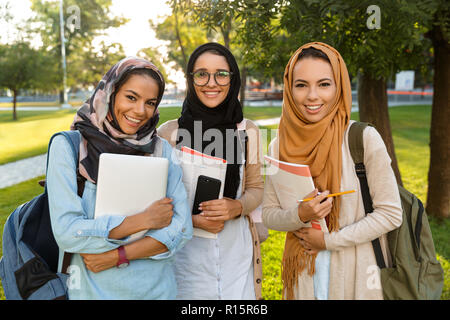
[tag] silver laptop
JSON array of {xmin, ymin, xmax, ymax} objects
[{"xmin": 95, "ymin": 153, "xmax": 169, "ymax": 243}]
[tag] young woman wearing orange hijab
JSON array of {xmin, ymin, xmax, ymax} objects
[{"xmin": 262, "ymin": 42, "xmax": 403, "ymax": 300}]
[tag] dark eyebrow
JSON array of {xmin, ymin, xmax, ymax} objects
[
  {"xmin": 294, "ymin": 78, "xmax": 333, "ymax": 83},
  {"xmin": 125, "ymin": 89, "xmax": 140, "ymax": 97},
  {"xmin": 193, "ymin": 68, "xmax": 230, "ymax": 73},
  {"xmin": 125, "ymin": 89, "xmax": 157, "ymax": 101}
]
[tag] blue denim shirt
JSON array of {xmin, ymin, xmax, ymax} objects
[{"xmin": 47, "ymin": 135, "xmax": 192, "ymax": 299}]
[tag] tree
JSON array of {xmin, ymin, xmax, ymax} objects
[
  {"xmin": 29, "ymin": 0, "xmax": 127, "ymax": 95},
  {"xmin": 0, "ymin": 42, "xmax": 54, "ymax": 120},
  {"xmin": 425, "ymin": 1, "xmax": 450, "ymax": 218},
  {"xmin": 236, "ymin": 0, "xmax": 437, "ymax": 187},
  {"xmin": 206, "ymin": 0, "xmax": 448, "ymax": 218},
  {"xmin": 136, "ymin": 47, "xmax": 171, "ymax": 85},
  {"xmin": 151, "ymin": 2, "xmax": 211, "ymax": 77},
  {"xmin": 68, "ymin": 41, "xmax": 126, "ymax": 89},
  {"xmin": 0, "ymin": 1, "xmax": 13, "ymax": 42},
  {"xmin": 167, "ymin": 0, "xmax": 255, "ymax": 105}
]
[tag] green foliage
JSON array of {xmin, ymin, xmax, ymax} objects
[
  {"xmin": 29, "ymin": 0, "xmax": 128, "ymax": 90},
  {"xmin": 164, "ymin": 0, "xmax": 281, "ymax": 87},
  {"xmin": 0, "ymin": 41, "xmax": 57, "ymax": 120},
  {"xmin": 233, "ymin": 0, "xmax": 439, "ymax": 82},
  {"xmin": 0, "ymin": 42, "xmax": 55, "ymax": 93},
  {"xmin": 68, "ymin": 41, "xmax": 126, "ymax": 89},
  {"xmin": 30, "ymin": 0, "xmax": 126, "ymax": 55},
  {"xmin": 137, "ymin": 47, "xmax": 171, "ymax": 85},
  {"xmin": 151, "ymin": 4, "xmax": 212, "ymax": 75}
]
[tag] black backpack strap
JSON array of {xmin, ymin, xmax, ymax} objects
[{"xmin": 348, "ymin": 122, "xmax": 386, "ymax": 269}]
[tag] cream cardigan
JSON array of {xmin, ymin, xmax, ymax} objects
[
  {"xmin": 157, "ymin": 118, "xmax": 265, "ymax": 299},
  {"xmin": 262, "ymin": 120, "xmax": 403, "ymax": 299}
]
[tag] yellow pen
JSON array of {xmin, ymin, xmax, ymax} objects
[{"xmin": 297, "ymin": 190, "xmax": 356, "ymax": 203}]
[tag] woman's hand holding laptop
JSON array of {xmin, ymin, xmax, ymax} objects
[
  {"xmin": 141, "ymin": 197, "xmax": 174, "ymax": 230},
  {"xmin": 108, "ymin": 197, "xmax": 174, "ymax": 240}
]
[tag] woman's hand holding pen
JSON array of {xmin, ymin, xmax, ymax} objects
[
  {"xmin": 295, "ymin": 189, "xmax": 332, "ymax": 255},
  {"xmin": 297, "ymin": 189, "xmax": 333, "ymax": 223}
]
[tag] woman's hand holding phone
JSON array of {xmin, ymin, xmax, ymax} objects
[
  {"xmin": 192, "ymin": 214, "xmax": 225, "ymax": 233},
  {"xmin": 198, "ymin": 197, "xmax": 243, "ymax": 221}
]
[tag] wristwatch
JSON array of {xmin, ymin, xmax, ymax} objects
[{"xmin": 116, "ymin": 245, "xmax": 129, "ymax": 268}]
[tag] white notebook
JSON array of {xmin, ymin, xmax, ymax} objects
[
  {"xmin": 174, "ymin": 146, "xmax": 228, "ymax": 239},
  {"xmin": 264, "ymin": 155, "xmax": 328, "ymax": 233},
  {"xmin": 94, "ymin": 153, "xmax": 169, "ymax": 243}
]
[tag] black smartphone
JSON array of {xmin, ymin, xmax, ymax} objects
[{"xmin": 192, "ymin": 175, "xmax": 222, "ymax": 215}]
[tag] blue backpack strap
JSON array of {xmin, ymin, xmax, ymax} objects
[
  {"xmin": 44, "ymin": 131, "xmax": 81, "ymax": 191},
  {"xmin": 45, "ymin": 131, "xmax": 80, "ymax": 175},
  {"xmin": 44, "ymin": 131, "xmax": 81, "ymax": 275},
  {"xmin": 16, "ymin": 131, "xmax": 82, "ymax": 244}
]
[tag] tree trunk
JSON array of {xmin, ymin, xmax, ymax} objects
[
  {"xmin": 220, "ymin": 24, "xmax": 231, "ymax": 49},
  {"xmin": 357, "ymin": 73, "xmax": 403, "ymax": 186},
  {"xmin": 240, "ymin": 66, "xmax": 247, "ymax": 107},
  {"xmin": 426, "ymin": 23, "xmax": 450, "ymax": 219},
  {"xmin": 173, "ymin": 10, "xmax": 187, "ymax": 73},
  {"xmin": 12, "ymin": 89, "xmax": 17, "ymax": 121}
]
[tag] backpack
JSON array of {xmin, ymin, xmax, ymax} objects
[
  {"xmin": 348, "ymin": 121, "xmax": 444, "ymax": 300},
  {"xmin": 0, "ymin": 131, "xmax": 82, "ymax": 300}
]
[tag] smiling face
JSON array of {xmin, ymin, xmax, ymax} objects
[
  {"xmin": 192, "ymin": 51, "xmax": 231, "ymax": 108},
  {"xmin": 113, "ymin": 73, "xmax": 159, "ymax": 135},
  {"xmin": 291, "ymin": 57, "xmax": 337, "ymax": 123}
]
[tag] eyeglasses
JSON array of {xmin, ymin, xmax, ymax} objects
[{"xmin": 190, "ymin": 70, "xmax": 233, "ymax": 86}]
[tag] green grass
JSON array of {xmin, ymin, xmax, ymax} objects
[
  {"xmin": 0, "ymin": 104, "xmax": 448, "ymax": 300},
  {"xmin": 0, "ymin": 106, "xmax": 279, "ymax": 165},
  {"xmin": 0, "ymin": 101, "xmax": 83, "ymax": 108},
  {"xmin": 0, "ymin": 107, "xmax": 182, "ymax": 165},
  {"xmin": 0, "ymin": 109, "xmax": 78, "ymax": 164},
  {"xmin": 0, "ymin": 176, "xmax": 46, "ymax": 300}
]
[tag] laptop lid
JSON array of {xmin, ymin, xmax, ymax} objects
[{"xmin": 94, "ymin": 153, "xmax": 169, "ymax": 241}]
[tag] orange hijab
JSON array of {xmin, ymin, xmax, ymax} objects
[{"xmin": 278, "ymin": 42, "xmax": 352, "ymax": 299}]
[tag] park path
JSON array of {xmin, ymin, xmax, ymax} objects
[
  {"xmin": 0, "ymin": 154, "xmax": 47, "ymax": 189},
  {"xmin": 0, "ymin": 117, "xmax": 281, "ymax": 189}
]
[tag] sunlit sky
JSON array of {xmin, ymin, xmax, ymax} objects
[{"xmin": 0, "ymin": 0, "xmax": 186, "ymax": 88}]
